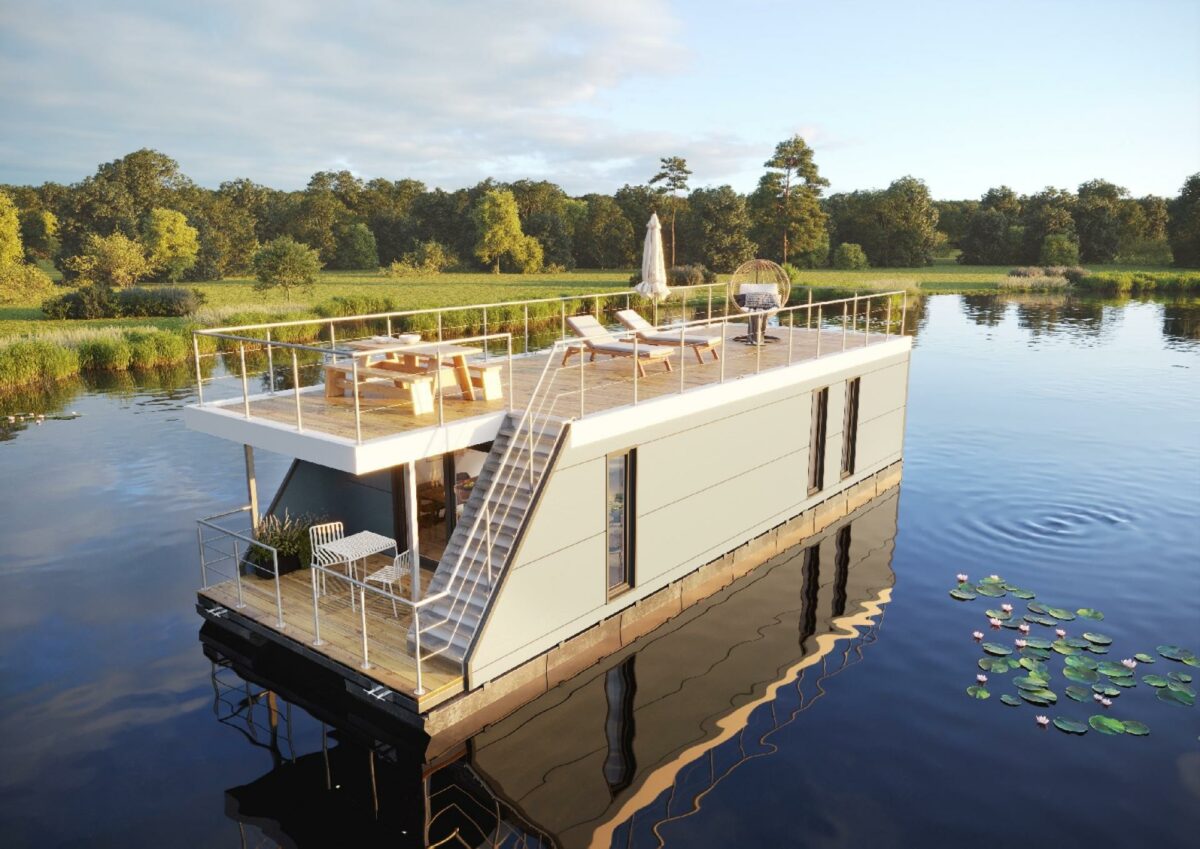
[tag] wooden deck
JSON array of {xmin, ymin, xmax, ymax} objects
[
  {"xmin": 199, "ymin": 553, "xmax": 464, "ymax": 711},
  {"xmin": 226, "ymin": 323, "xmax": 888, "ymax": 442}
]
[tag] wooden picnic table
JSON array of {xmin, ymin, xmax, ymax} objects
[{"xmin": 346, "ymin": 340, "xmax": 487, "ymax": 401}]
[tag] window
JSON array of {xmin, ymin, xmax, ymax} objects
[
  {"xmin": 807, "ymin": 387, "xmax": 829, "ymax": 495},
  {"xmin": 606, "ymin": 450, "xmax": 636, "ymax": 597},
  {"xmin": 840, "ymin": 377, "xmax": 861, "ymax": 479}
]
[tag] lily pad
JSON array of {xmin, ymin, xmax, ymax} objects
[
  {"xmin": 1063, "ymin": 665, "xmax": 1099, "ymax": 684},
  {"xmin": 1010, "ymin": 588, "xmax": 1036, "ymax": 599},
  {"xmin": 1158, "ymin": 645, "xmax": 1197, "ymax": 662},
  {"xmin": 1051, "ymin": 640, "xmax": 1078, "ymax": 656},
  {"xmin": 982, "ymin": 642, "xmax": 1012, "ymax": 656},
  {"xmin": 1000, "ymin": 694, "xmax": 1022, "ymax": 706},
  {"xmin": 1015, "ymin": 676, "xmax": 1048, "ymax": 691},
  {"xmin": 985, "ymin": 608, "xmax": 1012, "ymax": 621},
  {"xmin": 1111, "ymin": 677, "xmax": 1137, "ymax": 689},
  {"xmin": 1088, "ymin": 715, "xmax": 1125, "ymax": 735},
  {"xmin": 1065, "ymin": 637, "xmax": 1091, "ymax": 649},
  {"xmin": 1157, "ymin": 687, "xmax": 1194, "ymax": 707},
  {"xmin": 1082, "ymin": 632, "xmax": 1112, "ymax": 645},
  {"xmin": 1134, "ymin": 653, "xmax": 1155, "ymax": 664},
  {"xmin": 1065, "ymin": 685, "xmax": 1091, "ymax": 702},
  {"xmin": 1024, "ymin": 614, "xmax": 1057, "ymax": 627},
  {"xmin": 1000, "ymin": 619, "xmax": 1024, "ymax": 630},
  {"xmin": 1076, "ymin": 608, "xmax": 1104, "ymax": 620},
  {"xmin": 1019, "ymin": 689, "xmax": 1057, "ymax": 706},
  {"xmin": 1086, "ymin": 645, "xmax": 1110, "ymax": 654},
  {"xmin": 1093, "ymin": 684, "xmax": 1120, "ymax": 697},
  {"xmin": 966, "ymin": 685, "xmax": 990, "ymax": 700},
  {"xmin": 979, "ymin": 657, "xmax": 1014, "ymax": 673},
  {"xmin": 1053, "ymin": 717, "xmax": 1088, "ymax": 734},
  {"xmin": 1185, "ymin": 657, "xmax": 1200, "ymax": 668},
  {"xmin": 1023, "ymin": 637, "xmax": 1052, "ymax": 649},
  {"xmin": 1047, "ymin": 607, "xmax": 1076, "ymax": 621},
  {"xmin": 976, "ymin": 584, "xmax": 1006, "ymax": 598},
  {"xmin": 1169, "ymin": 672, "xmax": 1193, "ymax": 684},
  {"xmin": 950, "ymin": 588, "xmax": 977, "ymax": 601},
  {"xmin": 1166, "ymin": 680, "xmax": 1197, "ymax": 697},
  {"xmin": 1122, "ymin": 720, "xmax": 1150, "ymax": 736},
  {"xmin": 1065, "ymin": 655, "xmax": 1098, "ymax": 670},
  {"xmin": 1019, "ymin": 657, "xmax": 1047, "ymax": 673},
  {"xmin": 1021, "ymin": 646, "xmax": 1052, "ymax": 660},
  {"xmin": 1142, "ymin": 674, "xmax": 1169, "ymax": 688},
  {"xmin": 1027, "ymin": 602, "xmax": 1047, "ymax": 614},
  {"xmin": 1097, "ymin": 661, "xmax": 1132, "ymax": 678}
]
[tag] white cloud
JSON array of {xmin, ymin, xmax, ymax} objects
[{"xmin": 0, "ymin": 0, "xmax": 762, "ymax": 191}]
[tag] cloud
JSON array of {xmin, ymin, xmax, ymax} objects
[{"xmin": 0, "ymin": 0, "xmax": 762, "ymax": 192}]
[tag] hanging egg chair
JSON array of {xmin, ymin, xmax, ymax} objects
[{"xmin": 728, "ymin": 259, "xmax": 791, "ymax": 345}]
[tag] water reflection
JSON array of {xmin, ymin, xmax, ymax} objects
[{"xmin": 202, "ymin": 491, "xmax": 899, "ymax": 848}]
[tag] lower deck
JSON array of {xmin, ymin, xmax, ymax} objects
[{"xmin": 199, "ymin": 553, "xmax": 463, "ymax": 711}]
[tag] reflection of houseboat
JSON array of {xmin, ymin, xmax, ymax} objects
[
  {"xmin": 186, "ymin": 282, "xmax": 910, "ymax": 740},
  {"xmin": 205, "ymin": 492, "xmax": 898, "ymax": 848}
]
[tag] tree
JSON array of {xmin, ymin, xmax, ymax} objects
[
  {"xmin": 331, "ymin": 221, "xmax": 379, "ymax": 269},
  {"xmin": 19, "ymin": 208, "xmax": 59, "ymax": 262},
  {"xmin": 575, "ymin": 195, "xmax": 633, "ymax": 268},
  {"xmin": 1039, "ymin": 233, "xmax": 1080, "ymax": 265},
  {"xmin": 1167, "ymin": 174, "xmax": 1200, "ymax": 267},
  {"xmin": 252, "ymin": 237, "xmax": 322, "ymax": 301},
  {"xmin": 649, "ymin": 156, "xmax": 692, "ymax": 266},
  {"xmin": 613, "ymin": 184, "xmax": 658, "ymax": 240},
  {"xmin": 64, "ymin": 232, "xmax": 152, "ymax": 287},
  {"xmin": 192, "ymin": 194, "xmax": 259, "ymax": 280},
  {"xmin": 472, "ymin": 189, "xmax": 541, "ymax": 273},
  {"xmin": 980, "ymin": 186, "xmax": 1022, "ymax": 218},
  {"xmin": 1019, "ymin": 188, "xmax": 1075, "ymax": 265},
  {"xmin": 832, "ymin": 243, "xmax": 869, "ymax": 269},
  {"xmin": 934, "ymin": 200, "xmax": 979, "ymax": 248},
  {"xmin": 680, "ymin": 186, "xmax": 756, "ymax": 272},
  {"xmin": 750, "ymin": 172, "xmax": 828, "ymax": 267},
  {"xmin": 290, "ymin": 176, "xmax": 349, "ymax": 263},
  {"xmin": 757, "ymin": 136, "xmax": 829, "ymax": 265},
  {"xmin": 1074, "ymin": 179, "xmax": 1130, "ymax": 263},
  {"xmin": 958, "ymin": 208, "xmax": 1021, "ymax": 265},
  {"xmin": 141, "ymin": 207, "xmax": 199, "ymax": 281},
  {"xmin": 0, "ymin": 260, "xmax": 55, "ymax": 306},
  {"xmin": 826, "ymin": 178, "xmax": 939, "ymax": 267},
  {"xmin": 0, "ymin": 191, "xmax": 22, "ymax": 266}
]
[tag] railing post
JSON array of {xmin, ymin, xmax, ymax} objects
[
  {"xmin": 483, "ymin": 307, "xmax": 489, "ymax": 361},
  {"xmin": 886, "ymin": 297, "xmax": 892, "ymax": 339},
  {"xmin": 329, "ymin": 322, "xmax": 336, "ymax": 349},
  {"xmin": 272, "ymin": 550, "xmax": 285, "ymax": 628},
  {"xmin": 232, "ymin": 540, "xmax": 245, "ymax": 609},
  {"xmin": 679, "ymin": 324, "xmax": 685, "ymax": 393},
  {"xmin": 266, "ymin": 329, "xmax": 274, "ymax": 394},
  {"xmin": 292, "ymin": 350, "xmax": 303, "ymax": 432},
  {"xmin": 719, "ymin": 326, "xmax": 726, "ymax": 383},
  {"xmin": 359, "ymin": 586, "xmax": 370, "ymax": 669},
  {"xmin": 413, "ymin": 607, "xmax": 425, "ymax": 696},
  {"xmin": 506, "ymin": 336, "xmax": 514, "ymax": 412},
  {"xmin": 239, "ymin": 343, "xmax": 250, "ymax": 418},
  {"xmin": 756, "ymin": 326, "xmax": 762, "ymax": 373},
  {"xmin": 842, "ymin": 302, "xmax": 848, "ymax": 351},
  {"xmin": 817, "ymin": 306, "xmax": 823, "ymax": 358},
  {"xmin": 632, "ymin": 336, "xmax": 639, "ymax": 404},
  {"xmin": 310, "ymin": 567, "xmax": 324, "ymax": 646},
  {"xmin": 386, "ymin": 316, "xmax": 392, "ymax": 337},
  {"xmin": 352, "ymin": 357, "xmax": 363, "ymax": 444},
  {"xmin": 437, "ymin": 312, "xmax": 443, "ymax": 344},
  {"xmin": 485, "ymin": 506, "xmax": 494, "ymax": 584},
  {"xmin": 523, "ymin": 304, "xmax": 529, "ymax": 354},
  {"xmin": 560, "ymin": 301, "xmax": 566, "ymax": 340},
  {"xmin": 197, "ymin": 525, "xmax": 208, "ymax": 588},
  {"xmin": 707, "ymin": 285, "xmax": 713, "ymax": 323},
  {"xmin": 807, "ymin": 290, "xmax": 813, "ymax": 329},
  {"xmin": 788, "ymin": 308, "xmax": 794, "ymax": 364},
  {"xmin": 436, "ymin": 351, "xmax": 444, "ymax": 426},
  {"xmin": 579, "ymin": 356, "xmax": 585, "ymax": 419},
  {"xmin": 594, "ymin": 295, "xmax": 600, "ymax": 321},
  {"xmin": 865, "ymin": 297, "xmax": 871, "ymax": 343},
  {"xmin": 901, "ymin": 293, "xmax": 908, "ymax": 335},
  {"xmin": 193, "ymin": 335, "xmax": 204, "ymax": 405}
]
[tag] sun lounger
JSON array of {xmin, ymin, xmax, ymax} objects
[
  {"xmin": 615, "ymin": 309, "xmax": 722, "ymax": 363},
  {"xmin": 563, "ymin": 315, "xmax": 674, "ymax": 377}
]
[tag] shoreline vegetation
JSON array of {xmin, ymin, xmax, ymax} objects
[{"xmin": 1, "ymin": 263, "xmax": 1198, "ymax": 394}]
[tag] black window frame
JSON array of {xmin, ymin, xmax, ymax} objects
[
  {"xmin": 840, "ymin": 377, "xmax": 861, "ymax": 480},
  {"xmin": 807, "ymin": 387, "xmax": 829, "ymax": 496},
  {"xmin": 606, "ymin": 448, "xmax": 636, "ymax": 599}
]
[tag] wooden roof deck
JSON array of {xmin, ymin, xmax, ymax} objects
[
  {"xmin": 199, "ymin": 553, "xmax": 464, "ymax": 711},
  {"xmin": 232, "ymin": 323, "xmax": 888, "ymax": 443}
]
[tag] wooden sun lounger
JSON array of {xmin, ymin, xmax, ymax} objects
[
  {"xmin": 615, "ymin": 309, "xmax": 723, "ymax": 363},
  {"xmin": 562, "ymin": 315, "xmax": 674, "ymax": 378}
]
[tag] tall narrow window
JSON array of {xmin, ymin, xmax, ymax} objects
[
  {"xmin": 840, "ymin": 377, "xmax": 861, "ymax": 479},
  {"xmin": 807, "ymin": 387, "xmax": 829, "ymax": 496},
  {"xmin": 607, "ymin": 450, "xmax": 636, "ymax": 597}
]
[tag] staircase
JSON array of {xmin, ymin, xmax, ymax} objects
[{"xmin": 410, "ymin": 412, "xmax": 566, "ymax": 665}]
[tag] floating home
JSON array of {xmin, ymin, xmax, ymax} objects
[
  {"xmin": 205, "ymin": 491, "xmax": 899, "ymax": 847},
  {"xmin": 187, "ymin": 275, "xmax": 911, "ymax": 751}
]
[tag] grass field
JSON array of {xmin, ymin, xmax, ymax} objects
[{"xmin": 0, "ymin": 259, "xmax": 1183, "ymax": 340}]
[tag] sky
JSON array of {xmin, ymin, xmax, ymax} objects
[{"xmin": 0, "ymin": 0, "xmax": 1197, "ymax": 199}]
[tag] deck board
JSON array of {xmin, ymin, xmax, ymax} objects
[
  {"xmin": 226, "ymin": 324, "xmax": 888, "ymax": 442},
  {"xmin": 200, "ymin": 553, "xmax": 464, "ymax": 710}
]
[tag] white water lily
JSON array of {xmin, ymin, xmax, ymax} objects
[
  {"xmin": 1056, "ymin": 628, "xmax": 1067, "ymax": 638},
  {"xmin": 1015, "ymin": 639, "xmax": 1027, "ymax": 648},
  {"xmin": 972, "ymin": 631, "xmax": 984, "ymax": 640},
  {"xmin": 1001, "ymin": 603, "xmax": 1013, "ymax": 613},
  {"xmin": 977, "ymin": 674, "xmax": 988, "ymax": 683},
  {"xmin": 1094, "ymin": 693, "xmax": 1103, "ymax": 701},
  {"xmin": 1122, "ymin": 658, "xmax": 1137, "ymax": 669},
  {"xmin": 1100, "ymin": 697, "xmax": 1113, "ymax": 707},
  {"xmin": 1018, "ymin": 623, "xmax": 1031, "ymax": 634},
  {"xmin": 1035, "ymin": 715, "xmax": 1050, "ymax": 726},
  {"xmin": 957, "ymin": 573, "xmax": 969, "ymax": 583},
  {"xmin": 988, "ymin": 617, "xmax": 1002, "ymax": 627},
  {"xmin": 989, "ymin": 574, "xmax": 1000, "ymax": 581}
]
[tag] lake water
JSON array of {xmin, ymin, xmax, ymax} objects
[{"xmin": 1, "ymin": 294, "xmax": 1197, "ymax": 847}]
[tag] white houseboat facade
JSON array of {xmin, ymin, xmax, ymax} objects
[{"xmin": 186, "ymin": 275, "xmax": 911, "ymax": 750}]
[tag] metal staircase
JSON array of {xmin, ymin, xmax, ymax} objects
[{"xmin": 410, "ymin": 345, "xmax": 571, "ymax": 667}]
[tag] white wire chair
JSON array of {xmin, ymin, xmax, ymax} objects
[
  {"xmin": 365, "ymin": 550, "xmax": 414, "ymax": 617},
  {"xmin": 309, "ymin": 521, "xmax": 349, "ymax": 594}
]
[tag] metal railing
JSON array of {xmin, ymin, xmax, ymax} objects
[{"xmin": 197, "ymin": 506, "xmax": 285, "ymax": 628}]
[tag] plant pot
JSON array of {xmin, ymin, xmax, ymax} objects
[{"xmin": 241, "ymin": 553, "xmax": 302, "ymax": 579}]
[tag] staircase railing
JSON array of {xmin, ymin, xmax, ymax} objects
[{"xmin": 414, "ymin": 342, "xmax": 569, "ymax": 662}]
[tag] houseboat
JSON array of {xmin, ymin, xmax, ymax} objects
[
  {"xmin": 204, "ymin": 489, "xmax": 900, "ymax": 847},
  {"xmin": 185, "ymin": 267, "xmax": 911, "ymax": 753}
]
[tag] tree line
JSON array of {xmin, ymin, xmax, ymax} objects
[{"xmin": 2, "ymin": 143, "xmax": 1199, "ymax": 299}]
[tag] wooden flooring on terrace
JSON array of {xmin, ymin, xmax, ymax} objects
[
  {"xmin": 217, "ymin": 323, "xmax": 889, "ymax": 443},
  {"xmin": 200, "ymin": 553, "xmax": 463, "ymax": 711}
]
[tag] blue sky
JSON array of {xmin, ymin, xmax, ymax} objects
[{"xmin": 0, "ymin": 0, "xmax": 1196, "ymax": 199}]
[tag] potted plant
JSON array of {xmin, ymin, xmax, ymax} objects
[{"xmin": 243, "ymin": 511, "xmax": 316, "ymax": 578}]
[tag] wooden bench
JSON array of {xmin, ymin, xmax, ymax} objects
[
  {"xmin": 324, "ymin": 362, "xmax": 436, "ymax": 415},
  {"xmin": 466, "ymin": 362, "xmax": 503, "ymax": 401}
]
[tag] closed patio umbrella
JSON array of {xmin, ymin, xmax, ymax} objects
[{"xmin": 634, "ymin": 213, "xmax": 670, "ymax": 303}]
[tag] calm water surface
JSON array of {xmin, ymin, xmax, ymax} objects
[{"xmin": 1, "ymin": 294, "xmax": 1198, "ymax": 847}]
